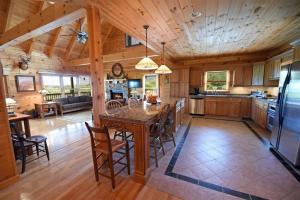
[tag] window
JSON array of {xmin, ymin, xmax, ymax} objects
[
  {"xmin": 79, "ymin": 76, "xmax": 91, "ymax": 95},
  {"xmin": 204, "ymin": 71, "xmax": 230, "ymax": 91},
  {"xmin": 63, "ymin": 76, "xmax": 78, "ymax": 95},
  {"xmin": 125, "ymin": 33, "xmax": 142, "ymax": 47},
  {"xmin": 41, "ymin": 75, "xmax": 61, "ymax": 94},
  {"xmin": 143, "ymin": 74, "xmax": 159, "ymax": 97}
]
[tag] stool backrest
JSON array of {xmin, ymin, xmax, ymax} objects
[
  {"xmin": 85, "ymin": 122, "xmax": 112, "ymax": 154},
  {"xmin": 105, "ymin": 100, "xmax": 123, "ymax": 115},
  {"xmin": 128, "ymin": 97, "xmax": 139, "ymax": 107}
]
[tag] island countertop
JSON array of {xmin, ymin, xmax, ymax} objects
[{"xmin": 99, "ymin": 97, "xmax": 185, "ymax": 124}]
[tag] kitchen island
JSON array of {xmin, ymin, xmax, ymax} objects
[{"xmin": 99, "ymin": 97, "xmax": 185, "ymax": 184}]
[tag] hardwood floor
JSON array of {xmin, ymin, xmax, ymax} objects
[{"xmin": 0, "ymin": 111, "xmax": 180, "ymax": 200}]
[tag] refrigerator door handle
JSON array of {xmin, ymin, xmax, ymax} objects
[{"xmin": 279, "ymin": 67, "xmax": 291, "ymax": 124}]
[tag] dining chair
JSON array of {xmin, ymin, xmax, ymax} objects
[
  {"xmin": 10, "ymin": 123, "xmax": 50, "ymax": 173},
  {"xmin": 128, "ymin": 97, "xmax": 139, "ymax": 107},
  {"xmin": 106, "ymin": 100, "xmax": 133, "ymax": 142},
  {"xmin": 150, "ymin": 104, "xmax": 170, "ymax": 167},
  {"xmin": 85, "ymin": 122, "xmax": 130, "ymax": 189}
]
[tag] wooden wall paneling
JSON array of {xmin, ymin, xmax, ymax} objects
[
  {"xmin": 0, "ymin": 63, "xmax": 19, "ymax": 189},
  {"xmin": 87, "ymin": 5, "xmax": 105, "ymax": 127},
  {"xmin": 0, "ymin": 2, "xmax": 86, "ymax": 49},
  {"xmin": 170, "ymin": 69, "xmax": 179, "ymax": 83}
]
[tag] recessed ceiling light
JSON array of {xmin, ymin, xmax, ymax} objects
[
  {"xmin": 192, "ymin": 11, "xmax": 202, "ymax": 18},
  {"xmin": 47, "ymin": 0, "xmax": 55, "ymax": 4}
]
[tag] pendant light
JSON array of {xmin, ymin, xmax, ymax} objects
[
  {"xmin": 135, "ymin": 25, "xmax": 158, "ymax": 70},
  {"xmin": 155, "ymin": 42, "xmax": 172, "ymax": 74}
]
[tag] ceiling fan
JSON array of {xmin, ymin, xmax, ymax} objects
[{"xmin": 60, "ymin": 19, "xmax": 88, "ymax": 44}]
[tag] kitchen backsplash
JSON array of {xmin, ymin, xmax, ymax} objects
[{"xmin": 230, "ymin": 86, "xmax": 278, "ymax": 96}]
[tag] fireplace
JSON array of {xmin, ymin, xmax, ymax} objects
[{"xmin": 110, "ymin": 90, "xmax": 124, "ymax": 100}]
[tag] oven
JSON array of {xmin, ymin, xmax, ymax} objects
[{"xmin": 267, "ymin": 103, "xmax": 276, "ymax": 132}]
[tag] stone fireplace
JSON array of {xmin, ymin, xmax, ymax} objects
[{"xmin": 105, "ymin": 79, "xmax": 128, "ymax": 101}]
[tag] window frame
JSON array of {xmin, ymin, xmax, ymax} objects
[
  {"xmin": 143, "ymin": 74, "xmax": 159, "ymax": 97},
  {"xmin": 204, "ymin": 70, "xmax": 230, "ymax": 92},
  {"xmin": 125, "ymin": 33, "xmax": 142, "ymax": 48}
]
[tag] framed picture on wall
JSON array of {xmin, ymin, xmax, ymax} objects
[{"xmin": 15, "ymin": 75, "xmax": 36, "ymax": 92}]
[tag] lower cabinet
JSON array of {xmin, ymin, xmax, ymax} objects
[
  {"xmin": 204, "ymin": 97, "xmax": 251, "ymax": 118},
  {"xmin": 251, "ymin": 98, "xmax": 268, "ymax": 128}
]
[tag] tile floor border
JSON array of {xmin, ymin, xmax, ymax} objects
[{"xmin": 164, "ymin": 119, "xmax": 268, "ymax": 200}]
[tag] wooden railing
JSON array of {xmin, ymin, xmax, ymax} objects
[{"xmin": 45, "ymin": 92, "xmax": 91, "ymax": 101}]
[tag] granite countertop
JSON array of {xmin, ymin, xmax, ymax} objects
[
  {"xmin": 189, "ymin": 94, "xmax": 252, "ymax": 99},
  {"xmin": 99, "ymin": 97, "xmax": 184, "ymax": 124}
]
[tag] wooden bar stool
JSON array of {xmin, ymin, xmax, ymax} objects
[
  {"xmin": 85, "ymin": 122, "xmax": 130, "ymax": 189},
  {"xmin": 106, "ymin": 100, "xmax": 133, "ymax": 142},
  {"xmin": 150, "ymin": 104, "xmax": 170, "ymax": 167}
]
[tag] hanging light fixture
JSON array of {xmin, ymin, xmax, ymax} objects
[
  {"xmin": 135, "ymin": 25, "xmax": 158, "ymax": 70},
  {"xmin": 155, "ymin": 42, "xmax": 172, "ymax": 74}
]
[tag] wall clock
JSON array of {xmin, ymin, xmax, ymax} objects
[{"xmin": 112, "ymin": 63, "xmax": 124, "ymax": 77}]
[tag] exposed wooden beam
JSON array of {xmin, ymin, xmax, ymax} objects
[
  {"xmin": 0, "ymin": 0, "xmax": 12, "ymax": 34},
  {"xmin": 79, "ymin": 42, "xmax": 88, "ymax": 58},
  {"xmin": 64, "ymin": 45, "xmax": 159, "ymax": 66},
  {"xmin": 26, "ymin": 1, "xmax": 48, "ymax": 55},
  {"xmin": 0, "ymin": 1, "xmax": 86, "ymax": 50},
  {"xmin": 87, "ymin": 5, "xmax": 105, "ymax": 127},
  {"xmin": 47, "ymin": 27, "xmax": 62, "ymax": 57},
  {"xmin": 64, "ymin": 19, "xmax": 82, "ymax": 59}
]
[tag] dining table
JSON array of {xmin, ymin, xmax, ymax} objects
[{"xmin": 99, "ymin": 97, "xmax": 184, "ymax": 184}]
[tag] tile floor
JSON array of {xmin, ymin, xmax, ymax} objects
[{"xmin": 147, "ymin": 117, "xmax": 300, "ymax": 200}]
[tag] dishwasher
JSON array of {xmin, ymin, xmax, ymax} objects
[{"xmin": 189, "ymin": 97, "xmax": 204, "ymax": 115}]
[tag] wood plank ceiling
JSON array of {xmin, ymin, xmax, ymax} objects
[
  {"xmin": 97, "ymin": 0, "xmax": 300, "ymax": 59},
  {"xmin": 1, "ymin": 0, "xmax": 300, "ymax": 60}
]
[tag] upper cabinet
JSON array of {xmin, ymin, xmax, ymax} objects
[
  {"xmin": 190, "ymin": 69, "xmax": 203, "ymax": 86},
  {"xmin": 294, "ymin": 46, "xmax": 300, "ymax": 62},
  {"xmin": 232, "ymin": 66, "xmax": 253, "ymax": 87},
  {"xmin": 170, "ymin": 69, "xmax": 189, "ymax": 83},
  {"xmin": 252, "ymin": 62, "xmax": 264, "ymax": 86},
  {"xmin": 268, "ymin": 59, "xmax": 281, "ymax": 80}
]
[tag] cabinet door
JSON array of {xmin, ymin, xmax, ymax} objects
[
  {"xmin": 294, "ymin": 46, "xmax": 300, "ymax": 62},
  {"xmin": 170, "ymin": 70, "xmax": 179, "ymax": 82},
  {"xmin": 204, "ymin": 99, "xmax": 216, "ymax": 115},
  {"xmin": 179, "ymin": 83, "xmax": 188, "ymax": 97},
  {"xmin": 233, "ymin": 67, "xmax": 244, "ymax": 86},
  {"xmin": 243, "ymin": 66, "xmax": 253, "ymax": 86},
  {"xmin": 190, "ymin": 70, "xmax": 203, "ymax": 86},
  {"xmin": 251, "ymin": 99, "xmax": 257, "ymax": 121},
  {"xmin": 241, "ymin": 98, "xmax": 252, "ymax": 118},
  {"xmin": 180, "ymin": 69, "xmax": 190, "ymax": 83},
  {"xmin": 215, "ymin": 99, "xmax": 230, "ymax": 116},
  {"xmin": 273, "ymin": 59, "xmax": 281, "ymax": 80},
  {"xmin": 252, "ymin": 63, "xmax": 264, "ymax": 86},
  {"xmin": 229, "ymin": 99, "xmax": 241, "ymax": 117}
]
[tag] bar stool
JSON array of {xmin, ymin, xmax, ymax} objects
[
  {"xmin": 106, "ymin": 100, "xmax": 133, "ymax": 142},
  {"xmin": 85, "ymin": 122, "xmax": 130, "ymax": 189},
  {"xmin": 150, "ymin": 104, "xmax": 170, "ymax": 167}
]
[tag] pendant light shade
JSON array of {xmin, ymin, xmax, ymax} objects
[
  {"xmin": 135, "ymin": 25, "xmax": 158, "ymax": 70},
  {"xmin": 155, "ymin": 42, "xmax": 172, "ymax": 74}
]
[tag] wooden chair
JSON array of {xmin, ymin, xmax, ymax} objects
[
  {"xmin": 10, "ymin": 123, "xmax": 50, "ymax": 173},
  {"xmin": 106, "ymin": 100, "xmax": 133, "ymax": 142},
  {"xmin": 150, "ymin": 104, "xmax": 170, "ymax": 167},
  {"xmin": 161, "ymin": 107, "xmax": 176, "ymax": 147},
  {"xmin": 85, "ymin": 122, "xmax": 130, "ymax": 189},
  {"xmin": 128, "ymin": 97, "xmax": 139, "ymax": 107}
]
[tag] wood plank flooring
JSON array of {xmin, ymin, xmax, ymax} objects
[{"xmin": 0, "ymin": 111, "xmax": 180, "ymax": 200}]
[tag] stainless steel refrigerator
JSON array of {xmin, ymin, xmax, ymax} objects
[{"xmin": 270, "ymin": 61, "xmax": 300, "ymax": 167}]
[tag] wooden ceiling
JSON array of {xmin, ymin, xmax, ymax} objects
[
  {"xmin": 97, "ymin": 0, "xmax": 300, "ymax": 59},
  {"xmin": 1, "ymin": 0, "xmax": 300, "ymax": 61}
]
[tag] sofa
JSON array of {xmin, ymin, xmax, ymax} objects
[{"xmin": 54, "ymin": 96, "xmax": 92, "ymax": 114}]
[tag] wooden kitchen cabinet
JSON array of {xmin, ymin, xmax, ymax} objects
[
  {"xmin": 204, "ymin": 98, "xmax": 216, "ymax": 115},
  {"xmin": 229, "ymin": 99, "xmax": 242, "ymax": 117},
  {"xmin": 215, "ymin": 98, "xmax": 231, "ymax": 116},
  {"xmin": 241, "ymin": 98, "xmax": 252, "ymax": 118},
  {"xmin": 294, "ymin": 46, "xmax": 300, "ymax": 61},
  {"xmin": 251, "ymin": 98, "xmax": 268, "ymax": 129},
  {"xmin": 190, "ymin": 69, "xmax": 203, "ymax": 86},
  {"xmin": 233, "ymin": 66, "xmax": 253, "ymax": 87},
  {"xmin": 243, "ymin": 66, "xmax": 253, "ymax": 86},
  {"xmin": 252, "ymin": 62, "xmax": 264, "ymax": 86}
]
